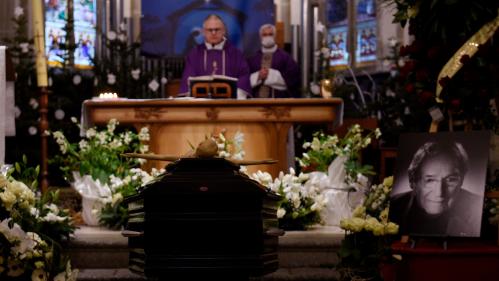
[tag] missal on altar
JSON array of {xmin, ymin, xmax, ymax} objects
[{"xmin": 188, "ymin": 75, "xmax": 237, "ymax": 99}]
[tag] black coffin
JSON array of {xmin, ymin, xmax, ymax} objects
[{"xmin": 123, "ymin": 157, "xmax": 282, "ymax": 280}]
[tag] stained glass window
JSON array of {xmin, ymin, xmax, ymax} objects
[
  {"xmin": 45, "ymin": 0, "xmax": 96, "ymax": 68},
  {"xmin": 326, "ymin": 0, "xmax": 378, "ymax": 68},
  {"xmin": 355, "ymin": 0, "xmax": 377, "ymax": 65},
  {"xmin": 326, "ymin": 0, "xmax": 349, "ymax": 67}
]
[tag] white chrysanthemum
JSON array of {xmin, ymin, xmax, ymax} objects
[
  {"xmin": 232, "ymin": 151, "xmax": 244, "ymax": 160},
  {"xmin": 139, "ymin": 145, "xmax": 149, "ymax": 154},
  {"xmin": 302, "ymin": 142, "xmax": 311, "ymax": 149},
  {"xmin": 79, "ymin": 140, "xmax": 89, "ymax": 151},
  {"xmin": 107, "ymin": 119, "xmax": 118, "ymax": 133},
  {"xmin": 277, "ymin": 208, "xmax": 286, "ymax": 219},
  {"xmin": 0, "ymin": 190, "xmax": 17, "ymax": 211},
  {"xmin": 85, "ymin": 128, "xmax": 97, "ymax": 139},
  {"xmin": 310, "ymin": 137, "xmax": 321, "ymax": 151},
  {"xmin": 108, "ymin": 139, "xmax": 123, "ymax": 149},
  {"xmin": 42, "ymin": 212, "xmax": 66, "ymax": 222},
  {"xmin": 96, "ymin": 132, "xmax": 107, "ymax": 145},
  {"xmin": 122, "ymin": 132, "xmax": 132, "ymax": 145},
  {"xmin": 138, "ymin": 127, "xmax": 150, "ymax": 141}
]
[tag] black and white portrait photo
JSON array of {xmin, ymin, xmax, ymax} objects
[{"xmin": 389, "ymin": 131, "xmax": 490, "ymax": 237}]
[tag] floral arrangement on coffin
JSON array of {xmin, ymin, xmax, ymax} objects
[
  {"xmin": 0, "ymin": 159, "xmax": 77, "ymax": 281},
  {"xmin": 251, "ymin": 168, "xmax": 328, "ymax": 230},
  {"xmin": 88, "ymin": 129, "xmax": 243, "ymax": 229},
  {"xmin": 296, "ymin": 124, "xmax": 382, "ymax": 226},
  {"xmin": 211, "ymin": 129, "xmax": 245, "ymax": 160},
  {"xmin": 48, "ymin": 117, "xmax": 150, "ymax": 226},
  {"xmin": 337, "ymin": 176, "xmax": 399, "ymax": 281}
]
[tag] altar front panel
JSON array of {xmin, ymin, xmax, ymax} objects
[{"xmin": 82, "ymin": 98, "xmax": 343, "ymax": 177}]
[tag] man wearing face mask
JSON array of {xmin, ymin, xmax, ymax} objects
[
  {"xmin": 247, "ymin": 24, "xmax": 300, "ymax": 98},
  {"xmin": 179, "ymin": 14, "xmax": 251, "ymax": 99}
]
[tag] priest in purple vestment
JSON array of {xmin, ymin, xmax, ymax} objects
[
  {"xmin": 247, "ymin": 24, "xmax": 301, "ymax": 98},
  {"xmin": 179, "ymin": 14, "xmax": 251, "ymax": 99}
]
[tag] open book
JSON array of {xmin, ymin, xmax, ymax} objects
[{"xmin": 188, "ymin": 74, "xmax": 238, "ymax": 99}]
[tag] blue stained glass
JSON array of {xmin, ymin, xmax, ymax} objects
[
  {"xmin": 328, "ymin": 26, "xmax": 349, "ymax": 66},
  {"xmin": 356, "ymin": 0, "xmax": 376, "ymax": 22},
  {"xmin": 327, "ymin": 0, "xmax": 348, "ymax": 26},
  {"xmin": 45, "ymin": 0, "xmax": 97, "ymax": 68},
  {"xmin": 355, "ymin": 20, "xmax": 377, "ymax": 64}
]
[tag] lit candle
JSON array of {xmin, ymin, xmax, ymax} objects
[
  {"xmin": 98, "ymin": 92, "xmax": 119, "ymax": 99},
  {"xmin": 32, "ymin": 0, "xmax": 48, "ymax": 87}
]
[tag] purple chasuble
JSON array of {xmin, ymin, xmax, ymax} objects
[
  {"xmin": 179, "ymin": 41, "xmax": 251, "ymax": 96},
  {"xmin": 247, "ymin": 49, "xmax": 301, "ymax": 98}
]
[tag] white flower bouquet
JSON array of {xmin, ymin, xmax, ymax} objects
[
  {"xmin": 251, "ymin": 168, "xmax": 328, "ymax": 230},
  {"xmin": 48, "ymin": 117, "xmax": 150, "ymax": 185},
  {"xmin": 0, "ymin": 161, "xmax": 77, "ymax": 281}
]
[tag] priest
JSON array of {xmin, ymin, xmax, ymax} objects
[
  {"xmin": 179, "ymin": 14, "xmax": 251, "ymax": 99},
  {"xmin": 247, "ymin": 24, "xmax": 300, "ymax": 98}
]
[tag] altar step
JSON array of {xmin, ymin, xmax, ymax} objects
[{"xmin": 68, "ymin": 225, "xmax": 344, "ymax": 281}]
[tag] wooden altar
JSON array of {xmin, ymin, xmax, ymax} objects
[{"xmin": 82, "ymin": 98, "xmax": 343, "ymax": 176}]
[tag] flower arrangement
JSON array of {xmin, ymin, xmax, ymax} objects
[
  {"xmin": 49, "ymin": 117, "xmax": 150, "ymax": 185},
  {"xmin": 100, "ymin": 129, "xmax": 246, "ymax": 229},
  {"xmin": 297, "ymin": 124, "xmax": 381, "ymax": 186},
  {"xmin": 211, "ymin": 129, "xmax": 245, "ymax": 160},
  {"xmin": 0, "ymin": 160, "xmax": 77, "ymax": 281},
  {"xmin": 251, "ymin": 168, "xmax": 328, "ymax": 230},
  {"xmin": 99, "ymin": 167, "xmax": 164, "ymax": 229},
  {"xmin": 337, "ymin": 176, "xmax": 399, "ymax": 281},
  {"xmin": 48, "ymin": 117, "xmax": 150, "ymax": 226}
]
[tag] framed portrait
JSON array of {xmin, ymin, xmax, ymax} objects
[{"xmin": 389, "ymin": 131, "xmax": 490, "ymax": 237}]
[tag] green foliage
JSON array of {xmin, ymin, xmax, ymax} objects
[
  {"xmin": 296, "ymin": 124, "xmax": 381, "ymax": 179},
  {"xmin": 0, "ymin": 157, "xmax": 76, "ymax": 280},
  {"xmin": 337, "ymin": 177, "xmax": 399, "ymax": 281},
  {"xmin": 48, "ymin": 118, "xmax": 149, "ymax": 184},
  {"xmin": 99, "ymin": 167, "xmax": 162, "ymax": 229},
  {"xmin": 251, "ymin": 169, "xmax": 325, "ymax": 230},
  {"xmin": 7, "ymin": 154, "xmax": 39, "ymax": 190}
]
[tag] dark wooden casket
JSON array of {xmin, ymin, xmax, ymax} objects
[{"xmin": 122, "ymin": 157, "xmax": 282, "ymax": 280}]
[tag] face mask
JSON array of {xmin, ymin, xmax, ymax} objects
[{"xmin": 261, "ymin": 36, "xmax": 275, "ymax": 48}]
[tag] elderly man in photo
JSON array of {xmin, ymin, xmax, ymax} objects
[
  {"xmin": 247, "ymin": 24, "xmax": 300, "ymax": 98},
  {"xmin": 179, "ymin": 14, "xmax": 251, "ymax": 99},
  {"xmin": 390, "ymin": 140, "xmax": 483, "ymax": 237}
]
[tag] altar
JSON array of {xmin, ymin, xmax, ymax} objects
[{"xmin": 82, "ymin": 98, "xmax": 343, "ymax": 176}]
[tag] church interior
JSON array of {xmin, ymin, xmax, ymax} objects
[{"xmin": 0, "ymin": 0, "xmax": 498, "ymax": 280}]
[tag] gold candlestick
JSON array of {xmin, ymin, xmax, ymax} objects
[
  {"xmin": 32, "ymin": 0, "xmax": 49, "ymax": 192},
  {"xmin": 32, "ymin": 0, "xmax": 48, "ymax": 87}
]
